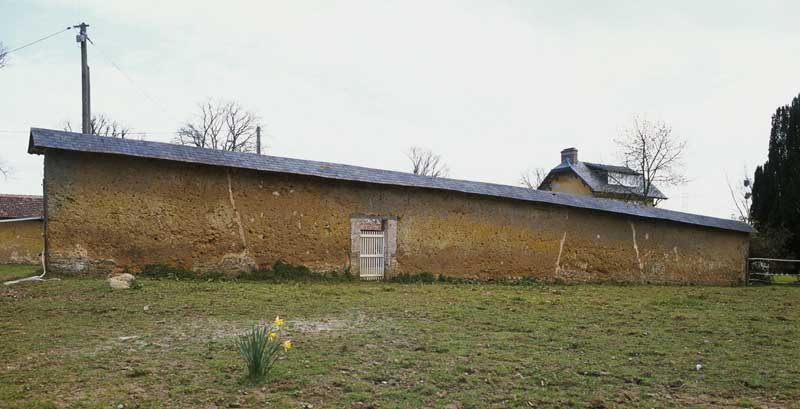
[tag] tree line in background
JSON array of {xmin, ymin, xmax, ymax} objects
[
  {"xmin": 62, "ymin": 99, "xmax": 261, "ymax": 152},
  {"xmin": 175, "ymin": 100, "xmax": 260, "ymax": 152},
  {"xmin": 749, "ymin": 93, "xmax": 800, "ymax": 258},
  {"xmin": 55, "ymin": 103, "xmax": 691, "ymax": 192},
  {"xmin": 64, "ymin": 114, "xmax": 132, "ymax": 138}
]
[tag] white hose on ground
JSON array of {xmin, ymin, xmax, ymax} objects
[{"xmin": 3, "ymin": 251, "xmax": 49, "ymax": 285}]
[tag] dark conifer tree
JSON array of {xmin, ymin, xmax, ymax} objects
[{"xmin": 751, "ymin": 94, "xmax": 800, "ymax": 257}]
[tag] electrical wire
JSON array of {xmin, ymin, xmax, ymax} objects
[
  {"xmin": 5, "ymin": 26, "xmax": 73, "ymax": 55},
  {"xmin": 86, "ymin": 36, "xmax": 172, "ymax": 114},
  {"xmin": 1, "ymin": 26, "xmax": 177, "ymax": 141}
]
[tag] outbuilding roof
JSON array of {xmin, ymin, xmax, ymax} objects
[
  {"xmin": 545, "ymin": 161, "xmax": 667, "ymax": 200},
  {"xmin": 0, "ymin": 194, "xmax": 44, "ymax": 219},
  {"xmin": 28, "ymin": 128, "xmax": 752, "ymax": 233}
]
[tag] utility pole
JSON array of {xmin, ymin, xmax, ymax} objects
[
  {"xmin": 74, "ymin": 22, "xmax": 90, "ymax": 134},
  {"xmin": 256, "ymin": 125, "xmax": 262, "ymax": 155}
]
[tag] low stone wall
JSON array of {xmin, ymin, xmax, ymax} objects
[
  {"xmin": 43, "ymin": 151, "xmax": 750, "ymax": 285},
  {"xmin": 0, "ymin": 219, "xmax": 43, "ymax": 264}
]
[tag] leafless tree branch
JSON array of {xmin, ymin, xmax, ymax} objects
[
  {"xmin": 726, "ymin": 168, "xmax": 752, "ymax": 224},
  {"xmin": 520, "ymin": 168, "xmax": 547, "ymax": 189},
  {"xmin": 175, "ymin": 99, "xmax": 260, "ymax": 152},
  {"xmin": 64, "ymin": 114, "xmax": 132, "ymax": 138},
  {"xmin": 407, "ymin": 146, "xmax": 450, "ymax": 178},
  {"xmin": 0, "ymin": 42, "xmax": 8, "ymax": 69},
  {"xmin": 614, "ymin": 115, "xmax": 687, "ymax": 205},
  {"xmin": 0, "ymin": 158, "xmax": 10, "ymax": 180}
]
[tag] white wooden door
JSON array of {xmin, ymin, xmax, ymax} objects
[{"xmin": 359, "ymin": 230, "xmax": 385, "ymax": 280}]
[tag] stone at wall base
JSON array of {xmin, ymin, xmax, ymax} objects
[{"xmin": 107, "ymin": 273, "xmax": 136, "ymax": 289}]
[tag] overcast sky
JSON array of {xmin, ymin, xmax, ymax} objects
[{"xmin": 1, "ymin": 0, "xmax": 799, "ymax": 218}]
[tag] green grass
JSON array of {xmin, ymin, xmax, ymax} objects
[
  {"xmin": 771, "ymin": 274, "xmax": 800, "ymax": 284},
  {"xmin": 0, "ymin": 264, "xmax": 41, "ymax": 282},
  {"xmin": 1, "ymin": 278, "xmax": 799, "ymax": 408}
]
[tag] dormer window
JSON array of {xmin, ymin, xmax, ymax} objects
[{"xmin": 607, "ymin": 171, "xmax": 641, "ymax": 188}]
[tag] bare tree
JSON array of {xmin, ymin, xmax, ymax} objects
[
  {"xmin": 175, "ymin": 99, "xmax": 260, "ymax": 152},
  {"xmin": 520, "ymin": 168, "xmax": 547, "ymax": 189},
  {"xmin": 0, "ymin": 42, "xmax": 8, "ymax": 69},
  {"xmin": 407, "ymin": 146, "xmax": 450, "ymax": 177},
  {"xmin": 0, "ymin": 158, "xmax": 10, "ymax": 180},
  {"xmin": 64, "ymin": 114, "xmax": 132, "ymax": 138},
  {"xmin": 614, "ymin": 115, "xmax": 687, "ymax": 205},
  {"xmin": 727, "ymin": 168, "xmax": 753, "ymax": 224}
]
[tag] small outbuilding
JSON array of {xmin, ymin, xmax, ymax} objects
[
  {"xmin": 27, "ymin": 128, "xmax": 752, "ymax": 284},
  {"xmin": 0, "ymin": 194, "xmax": 44, "ymax": 264}
]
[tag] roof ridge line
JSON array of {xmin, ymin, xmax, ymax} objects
[{"xmin": 27, "ymin": 128, "xmax": 752, "ymax": 233}]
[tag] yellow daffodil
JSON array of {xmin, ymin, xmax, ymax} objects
[
  {"xmin": 267, "ymin": 331, "xmax": 277, "ymax": 341},
  {"xmin": 274, "ymin": 316, "xmax": 285, "ymax": 328},
  {"xmin": 282, "ymin": 340, "xmax": 292, "ymax": 352}
]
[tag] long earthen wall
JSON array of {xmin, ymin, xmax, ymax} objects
[{"xmin": 43, "ymin": 151, "xmax": 749, "ymax": 285}]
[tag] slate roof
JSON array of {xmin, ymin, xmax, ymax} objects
[
  {"xmin": 0, "ymin": 194, "xmax": 44, "ymax": 219},
  {"xmin": 28, "ymin": 128, "xmax": 752, "ymax": 233},
  {"xmin": 543, "ymin": 161, "xmax": 667, "ymax": 200},
  {"xmin": 583, "ymin": 162, "xmax": 640, "ymax": 175}
]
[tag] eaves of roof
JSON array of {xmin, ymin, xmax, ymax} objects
[{"xmin": 28, "ymin": 128, "xmax": 752, "ymax": 233}]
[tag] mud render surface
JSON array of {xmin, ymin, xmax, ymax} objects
[
  {"xmin": 0, "ymin": 220, "xmax": 43, "ymax": 264},
  {"xmin": 43, "ymin": 151, "xmax": 749, "ymax": 284}
]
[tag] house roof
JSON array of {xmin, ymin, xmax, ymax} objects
[
  {"xmin": 28, "ymin": 128, "xmax": 752, "ymax": 233},
  {"xmin": 583, "ymin": 162, "xmax": 640, "ymax": 175},
  {"xmin": 543, "ymin": 161, "xmax": 668, "ymax": 200},
  {"xmin": 0, "ymin": 194, "xmax": 44, "ymax": 219}
]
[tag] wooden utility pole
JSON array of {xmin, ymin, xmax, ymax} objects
[
  {"xmin": 256, "ymin": 125, "xmax": 262, "ymax": 155},
  {"xmin": 74, "ymin": 22, "xmax": 90, "ymax": 133}
]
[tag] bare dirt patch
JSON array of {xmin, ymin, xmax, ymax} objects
[{"xmin": 288, "ymin": 313, "xmax": 370, "ymax": 334}]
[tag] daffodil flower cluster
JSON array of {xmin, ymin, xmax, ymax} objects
[{"xmin": 237, "ymin": 316, "xmax": 294, "ymax": 381}]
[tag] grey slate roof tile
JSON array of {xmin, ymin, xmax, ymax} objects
[
  {"xmin": 545, "ymin": 161, "xmax": 668, "ymax": 199},
  {"xmin": 28, "ymin": 128, "xmax": 752, "ymax": 233},
  {"xmin": 583, "ymin": 162, "xmax": 640, "ymax": 175}
]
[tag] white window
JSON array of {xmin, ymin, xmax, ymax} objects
[{"xmin": 608, "ymin": 172, "xmax": 641, "ymax": 188}]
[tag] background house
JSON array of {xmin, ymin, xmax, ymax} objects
[
  {"xmin": 539, "ymin": 148, "xmax": 666, "ymax": 206},
  {"xmin": 0, "ymin": 194, "xmax": 44, "ymax": 264}
]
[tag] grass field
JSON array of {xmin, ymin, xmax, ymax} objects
[
  {"xmin": 0, "ymin": 264, "xmax": 41, "ymax": 282},
  {"xmin": 1, "ymin": 267, "xmax": 799, "ymax": 408}
]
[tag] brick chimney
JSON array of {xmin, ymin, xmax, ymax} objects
[{"xmin": 560, "ymin": 147, "xmax": 578, "ymax": 164}]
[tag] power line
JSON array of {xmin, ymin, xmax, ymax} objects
[
  {"xmin": 2, "ymin": 26, "xmax": 177, "ymax": 140},
  {"xmin": 85, "ymin": 35, "xmax": 171, "ymax": 114},
  {"xmin": 6, "ymin": 26, "xmax": 73, "ymax": 54}
]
